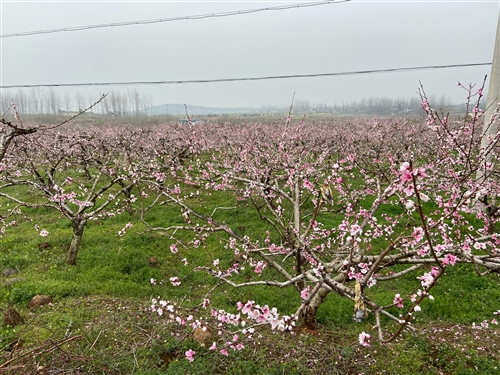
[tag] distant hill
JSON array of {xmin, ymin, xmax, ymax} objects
[
  {"xmin": 148, "ymin": 103, "xmax": 265, "ymax": 116},
  {"xmin": 148, "ymin": 99, "xmax": 473, "ymax": 118}
]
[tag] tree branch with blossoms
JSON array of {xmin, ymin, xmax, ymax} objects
[{"xmin": 129, "ymin": 85, "xmax": 500, "ymax": 356}]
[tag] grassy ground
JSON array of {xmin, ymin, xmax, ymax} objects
[{"xmin": 1, "ymin": 186, "xmax": 500, "ymax": 374}]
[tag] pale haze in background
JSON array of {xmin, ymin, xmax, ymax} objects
[{"xmin": 0, "ymin": 0, "xmax": 498, "ymax": 109}]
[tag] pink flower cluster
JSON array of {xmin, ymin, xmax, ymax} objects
[
  {"xmin": 185, "ymin": 349, "xmax": 195, "ymax": 362},
  {"xmin": 418, "ymin": 266, "xmax": 439, "ymax": 288},
  {"xmin": 49, "ymin": 191, "xmax": 77, "ymax": 203},
  {"xmin": 169, "ymin": 277, "xmax": 181, "ymax": 286},
  {"xmin": 300, "ymin": 286, "xmax": 311, "ymax": 300},
  {"xmin": 393, "ymin": 293, "xmax": 404, "ymax": 308},
  {"xmin": 472, "ymin": 312, "xmax": 499, "ymax": 330},
  {"xmin": 49, "ymin": 188, "xmax": 92, "ymax": 208},
  {"xmin": 118, "ymin": 222, "xmax": 133, "ymax": 236},
  {"xmin": 153, "ymin": 172, "xmax": 165, "ymax": 183},
  {"xmin": 358, "ymin": 331, "xmax": 371, "ymax": 347},
  {"xmin": 442, "ymin": 253, "xmax": 457, "ymax": 266},
  {"xmin": 208, "ymin": 334, "xmax": 245, "ymax": 356},
  {"xmin": 399, "ymin": 162, "xmax": 427, "ymax": 196},
  {"xmin": 347, "ymin": 262, "xmax": 375, "ymax": 286},
  {"xmin": 150, "ymin": 298, "xmax": 175, "ymax": 317},
  {"xmin": 411, "ymin": 227, "xmax": 424, "ymax": 245},
  {"xmin": 151, "ymin": 298, "xmax": 293, "ymax": 361},
  {"xmin": 237, "ymin": 300, "xmax": 296, "ymax": 332},
  {"xmin": 303, "ymin": 179, "xmax": 314, "ymax": 191},
  {"xmin": 253, "ymin": 260, "xmax": 266, "ymax": 275}
]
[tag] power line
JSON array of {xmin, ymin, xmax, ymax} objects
[
  {"xmin": 0, "ymin": 0, "xmax": 349, "ymax": 39},
  {"xmin": 0, "ymin": 63, "xmax": 491, "ymax": 89}
]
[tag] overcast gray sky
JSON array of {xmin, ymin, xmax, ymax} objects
[{"xmin": 1, "ymin": 0, "xmax": 499, "ymax": 109}]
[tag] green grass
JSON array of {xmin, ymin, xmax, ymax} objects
[{"xmin": 1, "ymin": 176, "xmax": 500, "ymax": 374}]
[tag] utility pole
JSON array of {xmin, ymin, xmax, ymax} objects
[
  {"xmin": 482, "ymin": 11, "xmax": 500, "ymax": 149},
  {"xmin": 474, "ymin": 11, "xmax": 500, "ymax": 218}
]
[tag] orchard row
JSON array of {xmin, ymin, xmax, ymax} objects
[{"xmin": 0, "ymin": 85, "xmax": 499, "ymax": 348}]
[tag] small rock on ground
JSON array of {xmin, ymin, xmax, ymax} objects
[
  {"xmin": 3, "ymin": 308, "xmax": 24, "ymax": 327},
  {"xmin": 2, "ymin": 268, "xmax": 17, "ymax": 277},
  {"xmin": 4, "ymin": 277, "xmax": 25, "ymax": 286},
  {"xmin": 28, "ymin": 295, "xmax": 53, "ymax": 309}
]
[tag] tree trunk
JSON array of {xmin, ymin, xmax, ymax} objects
[
  {"xmin": 301, "ymin": 286, "xmax": 330, "ymax": 331},
  {"xmin": 122, "ymin": 184, "xmax": 133, "ymax": 215},
  {"xmin": 66, "ymin": 217, "xmax": 87, "ymax": 265}
]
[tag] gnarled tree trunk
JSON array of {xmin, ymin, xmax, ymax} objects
[
  {"xmin": 301, "ymin": 286, "xmax": 330, "ymax": 331},
  {"xmin": 66, "ymin": 217, "xmax": 87, "ymax": 265}
]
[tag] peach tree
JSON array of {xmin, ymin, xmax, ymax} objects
[{"xmin": 141, "ymin": 83, "xmax": 499, "ymax": 359}]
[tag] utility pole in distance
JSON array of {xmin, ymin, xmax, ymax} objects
[
  {"xmin": 474, "ymin": 10, "xmax": 500, "ymax": 216},
  {"xmin": 482, "ymin": 11, "xmax": 500, "ymax": 149}
]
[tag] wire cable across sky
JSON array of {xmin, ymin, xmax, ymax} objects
[
  {"xmin": 0, "ymin": 63, "xmax": 491, "ymax": 90},
  {"xmin": 0, "ymin": 0, "xmax": 350, "ymax": 39}
]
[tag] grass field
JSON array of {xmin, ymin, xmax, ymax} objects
[
  {"xmin": 1, "ymin": 180, "xmax": 500, "ymax": 375},
  {"xmin": 0, "ymin": 112, "xmax": 499, "ymax": 374}
]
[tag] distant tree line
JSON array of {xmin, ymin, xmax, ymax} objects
[
  {"xmin": 292, "ymin": 94, "xmax": 463, "ymax": 116},
  {"xmin": 0, "ymin": 88, "xmax": 153, "ymax": 116},
  {"xmin": 1, "ymin": 88, "xmax": 478, "ymax": 118}
]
